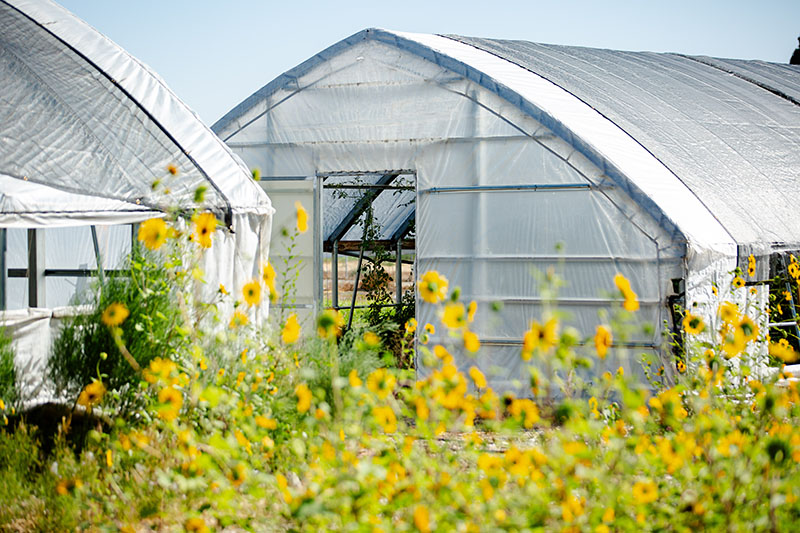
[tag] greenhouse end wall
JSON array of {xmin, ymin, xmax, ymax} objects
[{"xmin": 216, "ymin": 39, "xmax": 686, "ymax": 392}]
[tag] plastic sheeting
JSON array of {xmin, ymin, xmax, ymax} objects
[
  {"xmin": 0, "ymin": 306, "xmax": 86, "ymax": 404},
  {"xmin": 0, "ymin": 0, "xmax": 274, "ymax": 405},
  {"xmin": 1, "ymin": 0, "xmax": 272, "ymax": 223},
  {"xmin": 214, "ymin": 31, "xmax": 692, "ymax": 392},
  {"xmin": 0, "ymin": 174, "xmax": 154, "ymax": 228},
  {"xmin": 688, "ymin": 56, "xmax": 800, "ymax": 106},
  {"xmin": 447, "ymin": 35, "xmax": 800, "ymax": 249}
]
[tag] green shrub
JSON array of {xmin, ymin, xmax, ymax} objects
[
  {"xmin": 0, "ymin": 326, "xmax": 18, "ymax": 409},
  {"xmin": 48, "ymin": 246, "xmax": 185, "ymax": 412},
  {"xmin": 279, "ymin": 322, "xmax": 392, "ymax": 427}
]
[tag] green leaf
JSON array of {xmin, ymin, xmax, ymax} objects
[{"xmin": 194, "ymin": 185, "xmax": 208, "ymax": 204}]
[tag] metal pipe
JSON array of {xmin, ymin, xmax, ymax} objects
[
  {"xmin": 396, "ymin": 239, "xmax": 402, "ymax": 305},
  {"xmin": 768, "ymin": 321, "xmax": 800, "ymax": 328},
  {"xmin": 474, "ymin": 338, "xmax": 660, "ymax": 349},
  {"xmin": 421, "ymin": 183, "xmax": 591, "ymax": 194},
  {"xmin": 347, "ymin": 243, "xmax": 365, "ymax": 331},
  {"xmin": 314, "ymin": 175, "xmax": 324, "ymax": 312},
  {"xmin": 332, "ymin": 240, "xmax": 338, "ymax": 309},
  {"xmin": 324, "ymin": 184, "xmax": 414, "ymax": 191},
  {"xmin": 334, "ymin": 302, "xmax": 404, "ymax": 311},
  {"xmin": 0, "ymin": 229, "xmax": 6, "ymax": 311},
  {"xmin": 90, "ymin": 225, "xmax": 105, "ymax": 282},
  {"xmin": 27, "ymin": 228, "xmax": 44, "ymax": 308}
]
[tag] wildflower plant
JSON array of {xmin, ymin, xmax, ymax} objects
[{"xmin": 4, "ymin": 175, "xmax": 800, "ymax": 530}]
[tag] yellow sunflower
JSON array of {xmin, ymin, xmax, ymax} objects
[
  {"xmin": 262, "ymin": 262, "xmax": 278, "ymax": 302},
  {"xmin": 594, "ymin": 325, "xmax": 613, "ymax": 359},
  {"xmin": 718, "ymin": 301, "xmax": 740, "ymax": 324},
  {"xmin": 614, "ymin": 273, "xmax": 639, "ymax": 312},
  {"xmin": 632, "ymin": 480, "xmax": 658, "ymax": 504},
  {"xmin": 77, "ymin": 380, "xmax": 106, "ymax": 409},
  {"xmin": 366, "ymin": 368, "xmax": 396, "ymax": 400},
  {"xmin": 442, "ymin": 303, "xmax": 466, "ymax": 329},
  {"xmin": 294, "ymin": 384, "xmax": 312, "ymax": 413},
  {"xmin": 157, "ymin": 387, "xmax": 183, "ymax": 421},
  {"xmin": 137, "ymin": 218, "xmax": 168, "ymax": 250},
  {"xmin": 348, "ymin": 369, "xmax": 362, "ymax": 388},
  {"xmin": 468, "ymin": 366, "xmax": 487, "ymax": 389},
  {"xmin": 282, "ymin": 313, "xmax": 301, "ymax": 344},
  {"xmin": 184, "ymin": 518, "xmax": 208, "ymax": 533},
  {"xmin": 229, "ymin": 311, "xmax": 249, "ymax": 329},
  {"xmin": 372, "ymin": 405, "xmax": 397, "ymax": 433},
  {"xmin": 467, "ymin": 300, "xmax": 477, "ymax": 322},
  {"xmin": 738, "ymin": 315, "xmax": 759, "ymax": 343},
  {"xmin": 769, "ymin": 338, "xmax": 798, "ymax": 363},
  {"xmin": 317, "ymin": 309, "xmax": 344, "ymax": 339},
  {"xmin": 418, "ymin": 270, "xmax": 448, "ymax": 304},
  {"xmin": 682, "ymin": 312, "xmax": 705, "ymax": 335},
  {"xmin": 790, "ymin": 262, "xmax": 800, "ymax": 280},
  {"xmin": 414, "ymin": 506, "xmax": 431, "ymax": 533},
  {"xmin": 521, "ymin": 318, "xmax": 559, "ymax": 359},
  {"xmin": 242, "ymin": 279, "xmax": 262, "ymax": 307},
  {"xmin": 463, "ymin": 329, "xmax": 480, "ymax": 352},
  {"xmin": 101, "ymin": 302, "xmax": 129, "ymax": 327},
  {"xmin": 363, "ymin": 331, "xmax": 380, "ymax": 347},
  {"xmin": 295, "ymin": 201, "xmax": 308, "ymax": 233},
  {"xmin": 193, "ymin": 212, "xmax": 217, "ymax": 249}
]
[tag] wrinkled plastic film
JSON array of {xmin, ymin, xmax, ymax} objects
[{"xmin": 216, "ymin": 37, "xmax": 687, "ymax": 392}]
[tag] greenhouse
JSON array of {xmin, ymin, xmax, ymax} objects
[
  {"xmin": 213, "ymin": 28, "xmax": 800, "ymax": 393},
  {"xmin": 0, "ymin": 0, "xmax": 273, "ymax": 402}
]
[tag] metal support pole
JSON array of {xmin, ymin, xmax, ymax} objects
[
  {"xmin": 131, "ymin": 222, "xmax": 138, "ymax": 251},
  {"xmin": 395, "ymin": 239, "xmax": 402, "ymax": 304},
  {"xmin": 314, "ymin": 175, "xmax": 324, "ymax": 312},
  {"xmin": 332, "ymin": 240, "xmax": 339, "ymax": 309},
  {"xmin": 347, "ymin": 243, "xmax": 365, "ymax": 331},
  {"xmin": 90, "ymin": 225, "xmax": 105, "ymax": 283},
  {"xmin": 0, "ymin": 229, "xmax": 6, "ymax": 311},
  {"xmin": 27, "ymin": 228, "xmax": 45, "ymax": 308}
]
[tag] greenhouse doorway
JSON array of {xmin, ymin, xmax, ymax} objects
[{"xmin": 320, "ymin": 171, "xmax": 416, "ymax": 359}]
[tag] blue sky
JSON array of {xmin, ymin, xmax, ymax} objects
[{"xmin": 59, "ymin": 1, "xmax": 800, "ymax": 125}]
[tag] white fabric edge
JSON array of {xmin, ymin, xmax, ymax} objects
[{"xmin": 0, "ymin": 211, "xmax": 159, "ymax": 229}]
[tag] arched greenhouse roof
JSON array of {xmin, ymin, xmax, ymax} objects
[
  {"xmin": 215, "ymin": 28, "xmax": 800, "ymax": 253},
  {"xmin": 1, "ymin": 0, "xmax": 272, "ymax": 229}
]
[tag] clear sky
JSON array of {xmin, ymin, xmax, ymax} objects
[{"xmin": 58, "ymin": 0, "xmax": 800, "ymax": 126}]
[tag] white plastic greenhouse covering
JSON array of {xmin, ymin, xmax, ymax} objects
[
  {"xmin": 214, "ymin": 29, "xmax": 800, "ymax": 393},
  {"xmin": 0, "ymin": 0, "xmax": 273, "ymax": 403}
]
